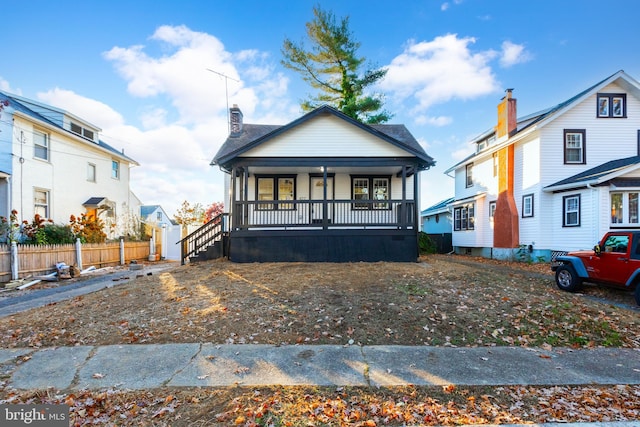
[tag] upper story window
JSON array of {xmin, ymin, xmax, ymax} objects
[
  {"xmin": 465, "ymin": 164, "xmax": 474, "ymax": 188},
  {"xmin": 563, "ymin": 194, "xmax": 581, "ymax": 227},
  {"xmin": 564, "ymin": 129, "xmax": 586, "ymax": 164},
  {"xmin": 352, "ymin": 176, "xmax": 390, "ymax": 210},
  {"xmin": 597, "ymin": 93, "xmax": 626, "ymax": 118},
  {"xmin": 157, "ymin": 211, "xmax": 163, "ymax": 221},
  {"xmin": 111, "ymin": 160, "xmax": 120, "ymax": 179},
  {"xmin": 70, "ymin": 122, "xmax": 95, "ymax": 141},
  {"xmin": 489, "ymin": 201, "xmax": 496, "ymax": 218},
  {"xmin": 87, "ymin": 163, "xmax": 96, "ymax": 182},
  {"xmin": 33, "ymin": 130, "xmax": 49, "ymax": 161}
]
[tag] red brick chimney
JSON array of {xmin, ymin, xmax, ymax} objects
[{"xmin": 493, "ymin": 89, "xmax": 519, "ymax": 249}]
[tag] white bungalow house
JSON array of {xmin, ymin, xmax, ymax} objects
[
  {"xmin": 444, "ymin": 70, "xmax": 640, "ymax": 261},
  {"xmin": 195, "ymin": 104, "xmax": 435, "ymax": 263},
  {"xmin": 0, "ymin": 90, "xmax": 140, "ymax": 239}
]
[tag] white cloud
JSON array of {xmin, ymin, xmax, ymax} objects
[
  {"xmin": 36, "ymin": 25, "xmax": 296, "ymax": 216},
  {"xmin": 380, "ymin": 34, "xmax": 500, "ymax": 113},
  {"xmin": 415, "ymin": 115, "xmax": 453, "ymax": 126},
  {"xmin": 500, "ymin": 41, "xmax": 533, "ymax": 67}
]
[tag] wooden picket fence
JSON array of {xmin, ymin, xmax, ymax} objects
[{"xmin": 0, "ymin": 241, "xmax": 160, "ymax": 283}]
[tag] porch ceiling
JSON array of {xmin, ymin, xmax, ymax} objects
[{"xmin": 245, "ymin": 165, "xmax": 408, "ymax": 175}]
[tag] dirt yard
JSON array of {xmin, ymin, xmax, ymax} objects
[{"xmin": 0, "ymin": 254, "xmax": 638, "ymax": 425}]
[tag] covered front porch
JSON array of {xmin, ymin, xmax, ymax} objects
[{"xmin": 226, "ymin": 161, "xmax": 420, "ymax": 262}]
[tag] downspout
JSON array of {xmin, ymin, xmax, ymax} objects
[{"xmin": 586, "ymin": 183, "xmax": 599, "ymax": 248}]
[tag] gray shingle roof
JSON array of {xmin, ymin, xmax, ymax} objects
[
  {"xmin": 545, "ymin": 155, "xmax": 640, "ymax": 191},
  {"xmin": 211, "ymin": 105, "xmax": 434, "ymax": 171}
]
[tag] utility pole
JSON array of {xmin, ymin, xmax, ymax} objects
[{"xmin": 206, "ymin": 68, "xmax": 239, "ymax": 134}]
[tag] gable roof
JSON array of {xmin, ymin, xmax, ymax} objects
[
  {"xmin": 212, "ymin": 105, "xmax": 434, "ymax": 171},
  {"xmin": 544, "ymin": 155, "xmax": 640, "ymax": 192},
  {"xmin": 140, "ymin": 205, "xmax": 161, "ymax": 217},
  {"xmin": 445, "ymin": 70, "xmax": 640, "ymax": 174},
  {"xmin": 0, "ymin": 90, "xmax": 138, "ymax": 165}
]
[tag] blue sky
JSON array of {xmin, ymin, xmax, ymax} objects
[{"xmin": 3, "ymin": 0, "xmax": 640, "ymax": 216}]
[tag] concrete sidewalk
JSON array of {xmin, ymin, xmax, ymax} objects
[{"xmin": 1, "ymin": 344, "xmax": 639, "ymax": 391}]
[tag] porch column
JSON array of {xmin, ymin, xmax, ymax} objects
[
  {"xmin": 243, "ymin": 168, "xmax": 249, "ymax": 227},
  {"xmin": 322, "ymin": 165, "xmax": 328, "ymax": 229},
  {"xmin": 230, "ymin": 166, "xmax": 237, "ymax": 230},
  {"xmin": 401, "ymin": 166, "xmax": 407, "ymax": 229}
]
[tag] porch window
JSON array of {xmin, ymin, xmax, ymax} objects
[
  {"xmin": 610, "ymin": 192, "xmax": 639, "ymax": 225},
  {"xmin": 454, "ymin": 203, "xmax": 474, "ymax": 231},
  {"xmin": 256, "ymin": 175, "xmax": 296, "ymax": 210},
  {"xmin": 563, "ymin": 194, "xmax": 580, "ymax": 227},
  {"xmin": 351, "ymin": 176, "xmax": 390, "ymax": 210},
  {"xmin": 34, "ymin": 188, "xmax": 49, "ymax": 218},
  {"xmin": 564, "ymin": 129, "xmax": 585, "ymax": 164}
]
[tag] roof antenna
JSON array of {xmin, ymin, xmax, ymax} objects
[{"xmin": 206, "ymin": 68, "xmax": 240, "ymax": 133}]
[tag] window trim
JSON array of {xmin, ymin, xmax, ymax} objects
[
  {"xmin": 522, "ymin": 194, "xmax": 534, "ymax": 218},
  {"xmin": 350, "ymin": 175, "xmax": 391, "ymax": 210},
  {"xmin": 87, "ymin": 163, "xmax": 96, "ymax": 183},
  {"xmin": 564, "ymin": 129, "xmax": 586, "ymax": 165},
  {"xmin": 563, "ymin": 194, "xmax": 581, "ymax": 227},
  {"xmin": 111, "ymin": 160, "xmax": 120, "ymax": 180},
  {"xmin": 597, "ymin": 93, "xmax": 626, "ymax": 118},
  {"xmin": 465, "ymin": 163, "xmax": 474, "ymax": 188},
  {"xmin": 489, "ymin": 201, "xmax": 496, "ymax": 218},
  {"xmin": 610, "ymin": 191, "xmax": 639, "ymax": 226},
  {"xmin": 34, "ymin": 188, "xmax": 50, "ymax": 219},
  {"xmin": 33, "ymin": 129, "xmax": 49, "ymax": 161},
  {"xmin": 453, "ymin": 203, "xmax": 475, "ymax": 231},
  {"xmin": 254, "ymin": 174, "xmax": 297, "ymax": 211}
]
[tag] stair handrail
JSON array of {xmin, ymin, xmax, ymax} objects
[{"xmin": 178, "ymin": 213, "xmax": 228, "ymax": 265}]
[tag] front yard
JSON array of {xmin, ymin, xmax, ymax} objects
[{"xmin": 0, "ymin": 254, "xmax": 638, "ymax": 425}]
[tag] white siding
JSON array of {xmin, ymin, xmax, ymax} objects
[
  {"xmin": 514, "ymin": 135, "xmax": 542, "ymax": 249},
  {"xmin": 539, "ymin": 82, "xmax": 640, "ymax": 188},
  {"xmin": 10, "ymin": 115, "xmax": 136, "ymax": 237},
  {"xmin": 243, "ymin": 115, "xmax": 412, "ymax": 158}
]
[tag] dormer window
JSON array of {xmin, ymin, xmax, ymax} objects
[
  {"xmin": 70, "ymin": 122, "xmax": 95, "ymax": 141},
  {"xmin": 597, "ymin": 93, "xmax": 626, "ymax": 118}
]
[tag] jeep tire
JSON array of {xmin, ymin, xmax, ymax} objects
[{"xmin": 555, "ymin": 264, "xmax": 582, "ymax": 292}]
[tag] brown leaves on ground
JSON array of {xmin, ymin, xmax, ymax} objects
[
  {"xmin": 0, "ymin": 255, "xmax": 637, "ymax": 349},
  {"xmin": 1, "ymin": 385, "xmax": 639, "ymax": 426}
]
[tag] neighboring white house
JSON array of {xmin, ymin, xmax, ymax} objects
[
  {"xmin": 444, "ymin": 70, "xmax": 640, "ymax": 261},
  {"xmin": 141, "ymin": 204, "xmax": 181, "ymax": 260},
  {"xmin": 0, "ymin": 90, "xmax": 140, "ymax": 239}
]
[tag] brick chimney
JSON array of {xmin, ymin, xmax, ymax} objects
[
  {"xmin": 493, "ymin": 89, "xmax": 519, "ymax": 249},
  {"xmin": 495, "ymin": 89, "xmax": 517, "ymax": 139},
  {"xmin": 229, "ymin": 104, "xmax": 243, "ymax": 136}
]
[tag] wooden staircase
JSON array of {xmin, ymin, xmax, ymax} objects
[{"xmin": 178, "ymin": 213, "xmax": 228, "ymax": 265}]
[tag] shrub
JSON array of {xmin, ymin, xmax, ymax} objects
[{"xmin": 418, "ymin": 231, "xmax": 437, "ymax": 254}]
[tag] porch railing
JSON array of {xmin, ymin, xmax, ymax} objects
[
  {"xmin": 179, "ymin": 213, "xmax": 228, "ymax": 265},
  {"xmin": 231, "ymin": 199, "xmax": 415, "ymax": 230}
]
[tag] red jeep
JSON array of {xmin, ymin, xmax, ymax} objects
[{"xmin": 552, "ymin": 231, "xmax": 640, "ymax": 306}]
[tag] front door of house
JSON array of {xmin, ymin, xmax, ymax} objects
[{"xmin": 310, "ymin": 176, "xmax": 333, "ymax": 224}]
